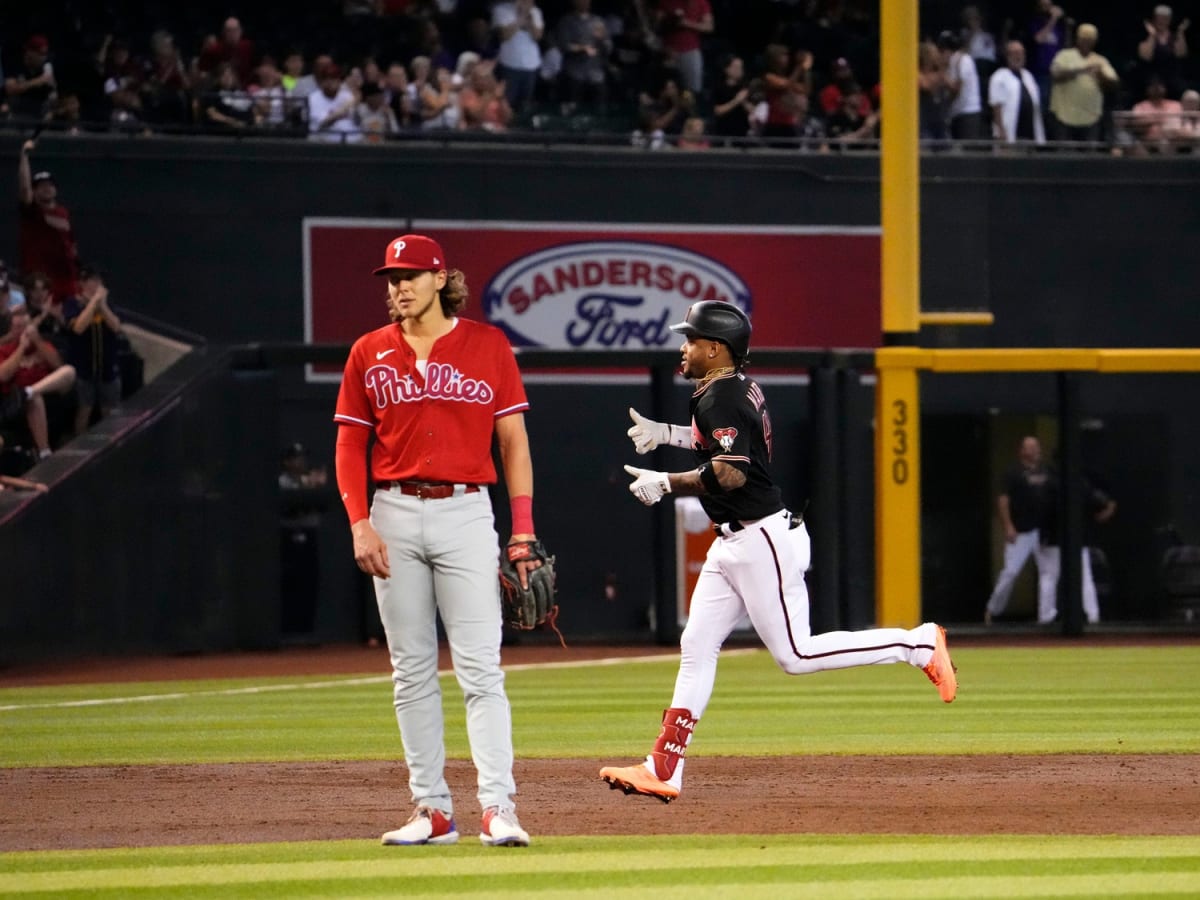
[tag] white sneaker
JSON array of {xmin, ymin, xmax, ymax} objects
[
  {"xmin": 380, "ymin": 806, "xmax": 459, "ymax": 845},
  {"xmin": 479, "ymin": 806, "xmax": 530, "ymax": 847}
]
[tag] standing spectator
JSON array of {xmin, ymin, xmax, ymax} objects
[
  {"xmin": 62, "ymin": 265, "xmax": 123, "ymax": 435},
  {"xmin": 761, "ymin": 45, "xmax": 814, "ymax": 147},
  {"xmin": 653, "ymin": 0, "xmax": 713, "ymax": 96},
  {"xmin": 919, "ymin": 37, "xmax": 951, "ymax": 142},
  {"xmin": 4, "ymin": 35, "xmax": 57, "ymax": 122},
  {"xmin": 1049, "ymin": 22, "xmax": 1119, "ymax": 143},
  {"xmin": 938, "ymin": 30, "xmax": 984, "ymax": 142},
  {"xmin": 458, "ymin": 60, "xmax": 513, "ymax": 132},
  {"xmin": 18, "ymin": 139, "xmax": 80, "ymax": 304},
  {"xmin": 307, "ymin": 64, "xmax": 362, "ymax": 143},
  {"xmin": 988, "ymin": 40, "xmax": 1045, "ymax": 144},
  {"xmin": 493, "ymin": 0, "xmax": 545, "ymax": 114},
  {"xmin": 1137, "ymin": 5, "xmax": 1189, "ymax": 97},
  {"xmin": 710, "ymin": 53, "xmax": 752, "ymax": 143},
  {"xmin": 0, "ymin": 304, "xmax": 76, "ymax": 459},
  {"xmin": 556, "ymin": 0, "xmax": 612, "ymax": 114},
  {"xmin": 1026, "ymin": 0, "xmax": 1070, "ymax": 118},
  {"xmin": 984, "ymin": 435, "xmax": 1057, "ymax": 625},
  {"xmin": 141, "ymin": 29, "xmax": 193, "ymax": 126},
  {"xmin": 960, "ymin": 4, "xmax": 998, "ymax": 65},
  {"xmin": 356, "ymin": 81, "xmax": 401, "ymax": 141},
  {"xmin": 333, "ymin": 233, "xmax": 540, "ymax": 848},
  {"xmin": 384, "ymin": 62, "xmax": 414, "ymax": 128},
  {"xmin": 197, "ymin": 16, "xmax": 256, "ymax": 86}
]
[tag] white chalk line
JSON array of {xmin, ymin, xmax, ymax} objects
[{"xmin": 0, "ymin": 649, "xmax": 760, "ymax": 713}]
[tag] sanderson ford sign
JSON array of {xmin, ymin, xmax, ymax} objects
[{"xmin": 482, "ymin": 241, "xmax": 751, "ymax": 349}]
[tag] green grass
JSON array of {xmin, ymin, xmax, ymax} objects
[
  {"xmin": 3, "ymin": 835, "xmax": 1200, "ymax": 899},
  {"xmin": 2, "ymin": 647, "xmax": 1199, "ymax": 766}
]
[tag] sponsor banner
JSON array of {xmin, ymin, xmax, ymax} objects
[{"xmin": 305, "ymin": 219, "xmax": 879, "ymax": 378}]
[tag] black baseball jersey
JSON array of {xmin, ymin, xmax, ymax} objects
[
  {"xmin": 1001, "ymin": 461, "xmax": 1055, "ymax": 533},
  {"xmin": 689, "ymin": 371, "xmax": 783, "ymax": 525}
]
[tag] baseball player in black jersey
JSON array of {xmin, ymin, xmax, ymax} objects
[{"xmin": 600, "ymin": 300, "xmax": 957, "ymax": 803}]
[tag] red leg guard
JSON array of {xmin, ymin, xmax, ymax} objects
[{"xmin": 649, "ymin": 707, "xmax": 696, "ymax": 782}]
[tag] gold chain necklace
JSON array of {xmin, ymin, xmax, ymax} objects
[{"xmin": 696, "ymin": 365, "xmax": 736, "ymax": 389}]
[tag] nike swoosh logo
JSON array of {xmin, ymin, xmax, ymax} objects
[{"xmin": 376, "ymin": 349, "xmax": 396, "ymax": 360}]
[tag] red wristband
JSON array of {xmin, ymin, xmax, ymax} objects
[{"xmin": 510, "ymin": 494, "xmax": 534, "ymax": 535}]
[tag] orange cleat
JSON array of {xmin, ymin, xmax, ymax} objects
[
  {"xmin": 600, "ymin": 764, "xmax": 679, "ymax": 803},
  {"xmin": 922, "ymin": 625, "xmax": 958, "ymax": 703}
]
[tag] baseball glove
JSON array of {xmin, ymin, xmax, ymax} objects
[{"xmin": 499, "ymin": 540, "xmax": 566, "ymax": 646}]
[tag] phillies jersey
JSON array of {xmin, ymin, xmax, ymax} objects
[
  {"xmin": 333, "ymin": 317, "xmax": 528, "ymax": 484},
  {"xmin": 689, "ymin": 371, "xmax": 782, "ymax": 525}
]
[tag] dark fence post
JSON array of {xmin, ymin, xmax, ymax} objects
[
  {"xmin": 1058, "ymin": 372, "xmax": 1084, "ymax": 636},
  {"xmin": 810, "ymin": 362, "xmax": 841, "ymax": 631}
]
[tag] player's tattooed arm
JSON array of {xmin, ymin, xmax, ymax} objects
[{"xmin": 672, "ymin": 460, "xmax": 746, "ymax": 495}]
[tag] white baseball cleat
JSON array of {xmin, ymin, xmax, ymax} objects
[
  {"xmin": 381, "ymin": 806, "xmax": 459, "ymax": 845},
  {"xmin": 479, "ymin": 806, "xmax": 530, "ymax": 847}
]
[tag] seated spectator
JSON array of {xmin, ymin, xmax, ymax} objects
[
  {"xmin": 100, "ymin": 35, "xmax": 144, "ymax": 126},
  {"xmin": 676, "ymin": 115, "xmax": 710, "ymax": 149},
  {"xmin": 21, "ymin": 272, "xmax": 69, "ymax": 356},
  {"xmin": 289, "ymin": 53, "xmax": 332, "ymax": 101},
  {"xmin": 281, "ymin": 50, "xmax": 306, "ymax": 94},
  {"xmin": 1130, "ymin": 74, "xmax": 1183, "ymax": 152},
  {"xmin": 1, "ymin": 262, "xmax": 28, "ymax": 312},
  {"xmin": 818, "ymin": 56, "xmax": 866, "ymax": 118},
  {"xmin": 1165, "ymin": 89, "xmax": 1200, "ymax": 149},
  {"xmin": 356, "ymin": 82, "xmax": 401, "ymax": 141},
  {"xmin": 198, "ymin": 63, "xmax": 259, "ymax": 131},
  {"xmin": 307, "ymin": 63, "xmax": 362, "ymax": 143},
  {"xmin": 250, "ymin": 58, "xmax": 290, "ymax": 129},
  {"xmin": 634, "ymin": 73, "xmax": 694, "ymax": 149},
  {"xmin": 49, "ymin": 92, "xmax": 85, "ymax": 134},
  {"xmin": 0, "ymin": 472, "xmax": 48, "ymax": 492},
  {"xmin": 826, "ymin": 84, "xmax": 879, "ymax": 149},
  {"xmin": 0, "ymin": 304, "xmax": 77, "ymax": 459},
  {"xmin": 140, "ymin": 29, "xmax": 192, "ymax": 127},
  {"xmin": 556, "ymin": 0, "xmax": 612, "ymax": 114},
  {"xmin": 458, "ymin": 60, "xmax": 513, "ymax": 132},
  {"xmin": 61, "ymin": 265, "xmax": 122, "ymax": 435}
]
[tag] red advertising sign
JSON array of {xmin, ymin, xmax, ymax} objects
[{"xmin": 304, "ymin": 219, "xmax": 879, "ymax": 379}]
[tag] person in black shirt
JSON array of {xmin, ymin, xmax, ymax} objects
[{"xmin": 600, "ymin": 301, "xmax": 957, "ymax": 804}]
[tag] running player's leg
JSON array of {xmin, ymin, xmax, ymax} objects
[
  {"xmin": 730, "ymin": 516, "xmax": 939, "ymax": 675},
  {"xmin": 372, "ymin": 491, "xmax": 451, "ymax": 812}
]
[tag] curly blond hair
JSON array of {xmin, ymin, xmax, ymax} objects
[{"xmin": 440, "ymin": 268, "xmax": 468, "ymax": 316}]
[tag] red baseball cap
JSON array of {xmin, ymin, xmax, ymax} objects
[{"xmin": 373, "ymin": 234, "xmax": 447, "ymax": 275}]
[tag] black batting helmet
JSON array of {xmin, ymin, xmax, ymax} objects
[{"xmin": 669, "ymin": 301, "xmax": 752, "ymax": 365}]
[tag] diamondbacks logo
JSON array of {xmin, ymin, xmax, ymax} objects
[{"xmin": 712, "ymin": 427, "xmax": 738, "ymax": 452}]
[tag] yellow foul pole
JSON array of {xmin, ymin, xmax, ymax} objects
[{"xmin": 875, "ymin": 0, "xmax": 922, "ymax": 626}]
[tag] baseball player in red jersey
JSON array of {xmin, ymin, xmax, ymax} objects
[
  {"xmin": 334, "ymin": 234, "xmax": 540, "ymax": 847},
  {"xmin": 600, "ymin": 300, "xmax": 957, "ymax": 803}
]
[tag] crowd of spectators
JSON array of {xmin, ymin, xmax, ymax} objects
[{"xmin": 1, "ymin": 2, "xmax": 1197, "ymax": 154}]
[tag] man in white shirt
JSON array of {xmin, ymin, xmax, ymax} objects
[
  {"xmin": 307, "ymin": 63, "xmax": 362, "ymax": 144},
  {"xmin": 989, "ymin": 40, "xmax": 1045, "ymax": 143},
  {"xmin": 493, "ymin": 0, "xmax": 544, "ymax": 113},
  {"xmin": 938, "ymin": 30, "xmax": 983, "ymax": 141}
]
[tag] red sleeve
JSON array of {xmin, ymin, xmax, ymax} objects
[
  {"xmin": 491, "ymin": 330, "xmax": 529, "ymax": 418},
  {"xmin": 335, "ymin": 424, "xmax": 371, "ymax": 524}
]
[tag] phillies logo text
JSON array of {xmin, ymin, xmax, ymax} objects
[{"xmin": 364, "ymin": 362, "xmax": 495, "ymax": 408}]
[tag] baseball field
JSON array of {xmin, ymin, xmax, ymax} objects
[{"xmin": 2, "ymin": 635, "xmax": 1199, "ymax": 898}]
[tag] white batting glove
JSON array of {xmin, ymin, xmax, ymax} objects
[
  {"xmin": 627, "ymin": 407, "xmax": 671, "ymax": 454},
  {"xmin": 624, "ymin": 464, "xmax": 671, "ymax": 505}
]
